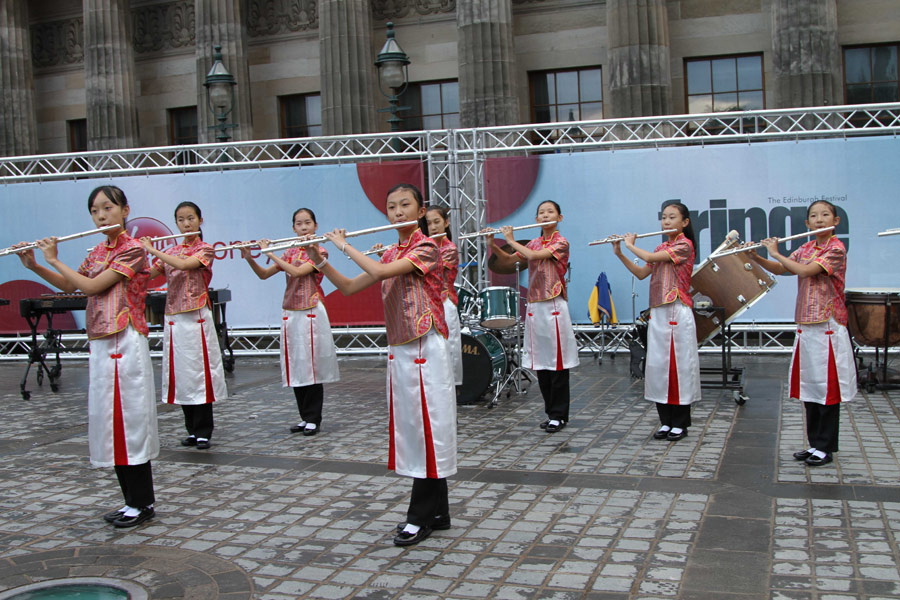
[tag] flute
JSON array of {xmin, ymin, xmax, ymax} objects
[
  {"xmin": 0, "ymin": 225, "xmax": 121, "ymax": 258},
  {"xmin": 361, "ymin": 233, "xmax": 446, "ymax": 256},
  {"xmin": 458, "ymin": 221, "xmax": 560, "ymax": 241},
  {"xmin": 877, "ymin": 228, "xmax": 900, "ymax": 237},
  {"xmin": 262, "ymin": 221, "xmax": 420, "ymax": 254},
  {"xmin": 587, "ymin": 229, "xmax": 677, "ymax": 246},
  {"xmin": 711, "ymin": 226, "xmax": 835, "ymax": 257},
  {"xmin": 146, "ymin": 232, "xmax": 193, "ymax": 243},
  {"xmin": 217, "ymin": 236, "xmax": 305, "ymax": 252}
]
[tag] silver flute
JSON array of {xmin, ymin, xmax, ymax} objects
[
  {"xmin": 218, "ymin": 236, "xmax": 307, "ymax": 252},
  {"xmin": 711, "ymin": 226, "xmax": 835, "ymax": 257},
  {"xmin": 361, "ymin": 232, "xmax": 446, "ymax": 256},
  {"xmin": 587, "ymin": 229, "xmax": 676, "ymax": 246},
  {"xmin": 262, "ymin": 221, "xmax": 420, "ymax": 254},
  {"xmin": 877, "ymin": 228, "xmax": 900, "ymax": 237},
  {"xmin": 0, "ymin": 225, "xmax": 121, "ymax": 258},
  {"xmin": 458, "ymin": 221, "xmax": 560, "ymax": 241}
]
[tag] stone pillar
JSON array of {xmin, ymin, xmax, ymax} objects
[
  {"xmin": 606, "ymin": 0, "xmax": 673, "ymax": 118},
  {"xmin": 456, "ymin": 0, "xmax": 519, "ymax": 127},
  {"xmin": 195, "ymin": 0, "xmax": 253, "ymax": 142},
  {"xmin": 772, "ymin": 0, "xmax": 841, "ymax": 108},
  {"xmin": 319, "ymin": 0, "xmax": 376, "ymax": 135},
  {"xmin": 83, "ymin": 0, "xmax": 140, "ymax": 150},
  {"xmin": 0, "ymin": 0, "xmax": 38, "ymax": 156}
]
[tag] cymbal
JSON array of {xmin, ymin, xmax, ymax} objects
[{"xmin": 488, "ymin": 240, "xmax": 529, "ymax": 274}]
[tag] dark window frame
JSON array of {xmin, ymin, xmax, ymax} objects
[
  {"xmin": 842, "ymin": 42, "xmax": 900, "ymax": 105},
  {"xmin": 398, "ymin": 80, "xmax": 460, "ymax": 131},
  {"xmin": 528, "ymin": 66, "xmax": 604, "ymax": 125},
  {"xmin": 279, "ymin": 93, "xmax": 323, "ymax": 139},
  {"xmin": 683, "ymin": 52, "xmax": 766, "ymax": 115}
]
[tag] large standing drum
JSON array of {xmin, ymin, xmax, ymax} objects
[
  {"xmin": 479, "ymin": 286, "xmax": 520, "ymax": 329},
  {"xmin": 845, "ymin": 288, "xmax": 900, "ymax": 347},
  {"xmin": 691, "ymin": 253, "xmax": 777, "ymax": 343},
  {"xmin": 458, "ymin": 329, "xmax": 507, "ymax": 404}
]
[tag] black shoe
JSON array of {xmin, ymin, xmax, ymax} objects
[
  {"xmin": 805, "ymin": 453, "xmax": 833, "ymax": 467},
  {"xmin": 393, "ymin": 525, "xmax": 433, "ymax": 546},
  {"xmin": 102, "ymin": 509, "xmax": 125, "ymax": 523},
  {"xmin": 666, "ymin": 429, "xmax": 687, "ymax": 441},
  {"xmin": 396, "ymin": 515, "xmax": 452, "ymax": 533},
  {"xmin": 302, "ymin": 424, "xmax": 319, "ymax": 437},
  {"xmin": 196, "ymin": 439, "xmax": 211, "ymax": 449},
  {"xmin": 181, "ymin": 436, "xmax": 197, "ymax": 446},
  {"xmin": 113, "ymin": 507, "xmax": 155, "ymax": 528},
  {"xmin": 653, "ymin": 428, "xmax": 670, "ymax": 440},
  {"xmin": 539, "ymin": 420, "xmax": 549, "ymax": 430},
  {"xmin": 793, "ymin": 450, "xmax": 814, "ymax": 461},
  {"xmin": 289, "ymin": 422, "xmax": 307, "ymax": 434},
  {"xmin": 545, "ymin": 421, "xmax": 566, "ymax": 433}
]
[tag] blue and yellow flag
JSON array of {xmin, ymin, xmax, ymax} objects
[{"xmin": 588, "ymin": 272, "xmax": 617, "ymax": 324}]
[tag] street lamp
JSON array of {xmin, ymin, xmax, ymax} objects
[
  {"xmin": 204, "ymin": 45, "xmax": 238, "ymax": 143},
  {"xmin": 374, "ymin": 22, "xmax": 411, "ymax": 136}
]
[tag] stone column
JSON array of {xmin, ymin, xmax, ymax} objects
[
  {"xmin": 456, "ymin": 0, "xmax": 519, "ymax": 127},
  {"xmin": 195, "ymin": 0, "xmax": 253, "ymax": 142},
  {"xmin": 83, "ymin": 0, "xmax": 140, "ymax": 150},
  {"xmin": 772, "ymin": 0, "xmax": 841, "ymax": 108},
  {"xmin": 318, "ymin": 0, "xmax": 376, "ymax": 135},
  {"xmin": 0, "ymin": 0, "xmax": 38, "ymax": 156},
  {"xmin": 606, "ymin": 0, "xmax": 673, "ymax": 118}
]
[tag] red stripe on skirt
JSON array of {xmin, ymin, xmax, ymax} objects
[
  {"xmin": 112, "ymin": 357, "xmax": 128, "ymax": 465},
  {"xmin": 789, "ymin": 339, "xmax": 801, "ymax": 399},
  {"xmin": 282, "ymin": 318, "xmax": 291, "ymax": 386},
  {"xmin": 667, "ymin": 333, "xmax": 681, "ymax": 405},
  {"xmin": 418, "ymin": 340, "xmax": 438, "ymax": 478},
  {"xmin": 200, "ymin": 320, "xmax": 215, "ymax": 404},
  {"xmin": 554, "ymin": 315, "xmax": 563, "ymax": 371},
  {"xmin": 166, "ymin": 326, "xmax": 176, "ymax": 404},
  {"xmin": 825, "ymin": 337, "xmax": 841, "ymax": 405},
  {"xmin": 388, "ymin": 356, "xmax": 396, "ymax": 471}
]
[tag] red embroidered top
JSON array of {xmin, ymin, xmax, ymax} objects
[
  {"xmin": 280, "ymin": 246, "xmax": 326, "ymax": 311},
  {"xmin": 153, "ymin": 239, "xmax": 214, "ymax": 315},
  {"xmin": 438, "ymin": 236, "xmax": 459, "ymax": 305},
  {"xmin": 788, "ymin": 236, "xmax": 848, "ymax": 325},
  {"xmin": 519, "ymin": 231, "xmax": 569, "ymax": 302},
  {"xmin": 648, "ymin": 233, "xmax": 695, "ymax": 308},
  {"xmin": 381, "ymin": 229, "xmax": 448, "ymax": 345},
  {"xmin": 79, "ymin": 231, "xmax": 149, "ymax": 339}
]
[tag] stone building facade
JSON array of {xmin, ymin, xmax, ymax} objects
[{"xmin": 0, "ymin": 0, "xmax": 897, "ymax": 156}]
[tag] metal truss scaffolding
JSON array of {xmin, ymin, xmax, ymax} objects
[{"xmin": 2, "ymin": 102, "xmax": 898, "ymax": 358}]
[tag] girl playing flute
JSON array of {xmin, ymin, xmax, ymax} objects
[{"xmin": 425, "ymin": 205, "xmax": 463, "ymax": 385}]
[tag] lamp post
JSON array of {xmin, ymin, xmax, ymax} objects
[
  {"xmin": 375, "ymin": 22, "xmax": 411, "ymax": 144},
  {"xmin": 203, "ymin": 45, "xmax": 238, "ymax": 143}
]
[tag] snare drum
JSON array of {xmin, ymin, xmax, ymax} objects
[
  {"xmin": 145, "ymin": 290, "xmax": 167, "ymax": 326},
  {"xmin": 479, "ymin": 286, "xmax": 520, "ymax": 329},
  {"xmin": 458, "ymin": 329, "xmax": 507, "ymax": 404},
  {"xmin": 845, "ymin": 288, "xmax": 900, "ymax": 347},
  {"xmin": 691, "ymin": 253, "xmax": 777, "ymax": 343}
]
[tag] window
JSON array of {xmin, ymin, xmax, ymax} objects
[
  {"xmin": 168, "ymin": 107, "xmax": 198, "ymax": 165},
  {"xmin": 280, "ymin": 93, "xmax": 322, "ymax": 138},
  {"xmin": 530, "ymin": 67, "xmax": 603, "ymax": 123},
  {"xmin": 844, "ymin": 44, "xmax": 899, "ymax": 104},
  {"xmin": 685, "ymin": 54, "xmax": 764, "ymax": 113},
  {"xmin": 398, "ymin": 81, "xmax": 459, "ymax": 130},
  {"xmin": 67, "ymin": 119, "xmax": 87, "ymax": 152}
]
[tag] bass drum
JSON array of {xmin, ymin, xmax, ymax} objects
[
  {"xmin": 457, "ymin": 329, "xmax": 507, "ymax": 404},
  {"xmin": 845, "ymin": 288, "xmax": 900, "ymax": 347}
]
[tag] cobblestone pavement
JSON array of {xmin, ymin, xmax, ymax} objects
[{"xmin": 0, "ymin": 354, "xmax": 898, "ymax": 599}]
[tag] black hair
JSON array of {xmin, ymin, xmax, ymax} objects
[
  {"xmin": 174, "ymin": 201, "xmax": 204, "ymax": 241},
  {"xmin": 87, "ymin": 185, "xmax": 128, "ymax": 212},
  {"xmin": 292, "ymin": 207, "xmax": 317, "ymax": 224},
  {"xmin": 425, "ymin": 204, "xmax": 452, "ymax": 242},
  {"xmin": 662, "ymin": 201, "xmax": 698, "ymax": 250},
  {"xmin": 536, "ymin": 200, "xmax": 562, "ymax": 216},
  {"xmin": 387, "ymin": 183, "xmax": 428, "ymax": 235},
  {"xmin": 807, "ymin": 199, "xmax": 838, "ymax": 218}
]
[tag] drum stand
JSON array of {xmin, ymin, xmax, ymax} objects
[{"xmin": 489, "ymin": 262, "xmax": 535, "ymax": 408}]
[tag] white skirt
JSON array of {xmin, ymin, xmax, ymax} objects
[
  {"xmin": 523, "ymin": 296, "xmax": 580, "ymax": 371},
  {"xmin": 162, "ymin": 306, "xmax": 228, "ymax": 405},
  {"xmin": 645, "ymin": 302, "xmax": 701, "ymax": 406},
  {"xmin": 88, "ymin": 325, "xmax": 160, "ymax": 467},
  {"xmin": 281, "ymin": 302, "xmax": 340, "ymax": 387},
  {"xmin": 387, "ymin": 329, "xmax": 457, "ymax": 479},
  {"xmin": 789, "ymin": 318, "xmax": 857, "ymax": 405},
  {"xmin": 444, "ymin": 298, "xmax": 463, "ymax": 385}
]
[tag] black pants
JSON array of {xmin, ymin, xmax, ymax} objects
[
  {"xmin": 805, "ymin": 402, "xmax": 840, "ymax": 453},
  {"xmin": 182, "ymin": 404, "xmax": 214, "ymax": 439},
  {"xmin": 656, "ymin": 403, "xmax": 692, "ymax": 429},
  {"xmin": 406, "ymin": 478, "xmax": 449, "ymax": 527},
  {"xmin": 537, "ymin": 369, "xmax": 570, "ymax": 422},
  {"xmin": 114, "ymin": 461, "xmax": 155, "ymax": 508},
  {"xmin": 293, "ymin": 384, "xmax": 323, "ymax": 425}
]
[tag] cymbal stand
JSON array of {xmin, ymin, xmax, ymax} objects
[{"xmin": 489, "ymin": 261, "xmax": 535, "ymax": 408}]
